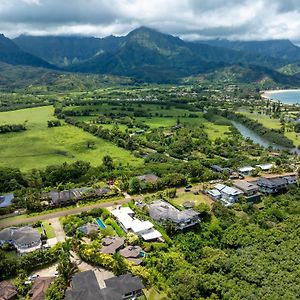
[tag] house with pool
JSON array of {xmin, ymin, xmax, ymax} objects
[{"xmin": 111, "ymin": 207, "xmax": 163, "ymax": 242}]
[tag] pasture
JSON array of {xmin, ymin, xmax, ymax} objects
[
  {"xmin": 0, "ymin": 106, "xmax": 142, "ymax": 171},
  {"xmin": 68, "ymin": 102, "xmax": 231, "ymax": 139}
]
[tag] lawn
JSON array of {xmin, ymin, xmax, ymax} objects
[
  {"xmin": 172, "ymin": 192, "xmax": 213, "ymax": 208},
  {"xmin": 240, "ymin": 111, "xmax": 281, "ymax": 130},
  {"xmin": 240, "ymin": 111, "xmax": 300, "ymax": 146},
  {"xmin": 0, "ymin": 106, "xmax": 142, "ymax": 170},
  {"xmin": 42, "ymin": 221, "xmax": 56, "ymax": 239},
  {"xmin": 203, "ymin": 121, "xmax": 231, "ymax": 140}
]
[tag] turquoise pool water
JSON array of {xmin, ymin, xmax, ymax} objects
[{"xmin": 96, "ymin": 218, "xmax": 106, "ymax": 229}]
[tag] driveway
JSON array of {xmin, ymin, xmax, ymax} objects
[{"xmin": 49, "ymin": 217, "xmax": 65, "ymax": 242}]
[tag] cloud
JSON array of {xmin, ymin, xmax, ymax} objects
[{"xmin": 1, "ymin": 0, "xmax": 300, "ymax": 42}]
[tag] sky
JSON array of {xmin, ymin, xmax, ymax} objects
[{"xmin": 1, "ymin": 0, "xmax": 300, "ymax": 42}]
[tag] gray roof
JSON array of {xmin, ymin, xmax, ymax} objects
[
  {"xmin": 119, "ymin": 246, "xmax": 142, "ymax": 258},
  {"xmin": 65, "ymin": 271, "xmax": 100, "ymax": 300},
  {"xmin": 233, "ymin": 181, "xmax": 259, "ymax": 192},
  {"xmin": 105, "ymin": 274, "xmax": 144, "ymax": 295},
  {"xmin": 78, "ymin": 223, "xmax": 99, "ymax": 235},
  {"xmin": 64, "ymin": 271, "xmax": 144, "ymax": 300},
  {"xmin": 101, "ymin": 237, "xmax": 125, "ymax": 254},
  {"xmin": 137, "ymin": 174, "xmax": 159, "ymax": 183},
  {"xmin": 257, "ymin": 177, "xmax": 288, "ymax": 188},
  {"xmin": 148, "ymin": 200, "xmax": 199, "ymax": 223},
  {"xmin": 0, "ymin": 226, "xmax": 41, "ymax": 246}
]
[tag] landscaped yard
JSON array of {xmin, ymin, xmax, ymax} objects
[
  {"xmin": 42, "ymin": 221, "xmax": 56, "ymax": 239},
  {"xmin": 0, "ymin": 106, "xmax": 142, "ymax": 170},
  {"xmin": 172, "ymin": 191, "xmax": 213, "ymax": 208}
]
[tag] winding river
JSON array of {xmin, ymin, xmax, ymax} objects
[{"xmin": 231, "ymin": 121, "xmax": 300, "ymax": 155}]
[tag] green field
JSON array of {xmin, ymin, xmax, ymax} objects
[
  {"xmin": 172, "ymin": 192, "xmax": 213, "ymax": 207},
  {"xmin": 0, "ymin": 106, "xmax": 142, "ymax": 170},
  {"xmin": 241, "ymin": 111, "xmax": 300, "ymax": 146},
  {"xmin": 241, "ymin": 111, "xmax": 281, "ymax": 129}
]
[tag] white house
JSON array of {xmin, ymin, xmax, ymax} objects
[
  {"xmin": 213, "ymin": 184, "xmax": 243, "ymax": 204},
  {"xmin": 256, "ymin": 163, "xmax": 274, "ymax": 172},
  {"xmin": 111, "ymin": 207, "xmax": 162, "ymax": 241},
  {"xmin": 238, "ymin": 166, "xmax": 254, "ymax": 176}
]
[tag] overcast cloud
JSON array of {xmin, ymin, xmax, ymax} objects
[{"xmin": 1, "ymin": 0, "xmax": 300, "ymax": 42}]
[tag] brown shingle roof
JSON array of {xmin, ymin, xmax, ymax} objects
[
  {"xmin": 0, "ymin": 281, "xmax": 17, "ymax": 300},
  {"xmin": 29, "ymin": 277, "xmax": 53, "ymax": 300}
]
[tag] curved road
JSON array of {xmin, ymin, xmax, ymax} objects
[{"xmin": 0, "ymin": 198, "xmax": 130, "ymax": 229}]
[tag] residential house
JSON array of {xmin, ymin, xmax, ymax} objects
[
  {"xmin": 64, "ymin": 270, "xmax": 144, "ymax": 300},
  {"xmin": 255, "ymin": 174, "xmax": 297, "ymax": 195},
  {"xmin": 207, "ymin": 189, "xmax": 222, "ymax": 200},
  {"xmin": 0, "ymin": 281, "xmax": 17, "ymax": 300},
  {"xmin": 100, "ymin": 237, "xmax": 125, "ymax": 254},
  {"xmin": 29, "ymin": 277, "xmax": 53, "ymax": 300},
  {"xmin": 119, "ymin": 246, "xmax": 143, "ymax": 265},
  {"xmin": 233, "ymin": 180, "xmax": 261, "ymax": 202},
  {"xmin": 256, "ymin": 163, "xmax": 274, "ymax": 172},
  {"xmin": 214, "ymin": 184, "xmax": 243, "ymax": 203},
  {"xmin": 0, "ymin": 226, "xmax": 41, "ymax": 254},
  {"xmin": 238, "ymin": 166, "xmax": 254, "ymax": 176},
  {"xmin": 43, "ymin": 187, "xmax": 111, "ymax": 206},
  {"xmin": 111, "ymin": 207, "xmax": 162, "ymax": 241},
  {"xmin": 78, "ymin": 223, "xmax": 99, "ymax": 236},
  {"xmin": 148, "ymin": 200, "xmax": 200, "ymax": 230},
  {"xmin": 136, "ymin": 174, "xmax": 159, "ymax": 184}
]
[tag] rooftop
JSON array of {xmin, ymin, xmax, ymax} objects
[
  {"xmin": 0, "ymin": 281, "xmax": 17, "ymax": 300},
  {"xmin": 136, "ymin": 174, "xmax": 159, "ymax": 183},
  {"xmin": 29, "ymin": 277, "xmax": 53, "ymax": 300},
  {"xmin": 233, "ymin": 180, "xmax": 259, "ymax": 192},
  {"xmin": 65, "ymin": 271, "xmax": 144, "ymax": 300},
  {"xmin": 148, "ymin": 200, "xmax": 200, "ymax": 223},
  {"xmin": 101, "ymin": 237, "xmax": 125, "ymax": 254},
  {"xmin": 0, "ymin": 226, "xmax": 41, "ymax": 248}
]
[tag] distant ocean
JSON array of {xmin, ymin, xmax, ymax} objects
[{"xmin": 267, "ymin": 90, "xmax": 300, "ymax": 104}]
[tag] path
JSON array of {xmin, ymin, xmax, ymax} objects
[
  {"xmin": 0, "ymin": 183, "xmax": 211, "ymax": 229},
  {"xmin": 0, "ymin": 198, "xmax": 130, "ymax": 229},
  {"xmin": 49, "ymin": 217, "xmax": 65, "ymax": 242}
]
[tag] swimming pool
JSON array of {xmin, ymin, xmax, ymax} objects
[{"xmin": 96, "ymin": 218, "xmax": 106, "ymax": 229}]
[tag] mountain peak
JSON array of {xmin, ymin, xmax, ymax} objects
[{"xmin": 126, "ymin": 26, "xmax": 159, "ymax": 38}]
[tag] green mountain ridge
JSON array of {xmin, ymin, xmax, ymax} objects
[
  {"xmin": 0, "ymin": 34, "xmax": 55, "ymax": 69},
  {"xmin": 2, "ymin": 27, "xmax": 300, "ymax": 85}
]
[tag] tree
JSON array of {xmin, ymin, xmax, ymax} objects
[
  {"xmin": 126, "ymin": 232, "xmax": 139, "ymax": 245},
  {"xmin": 102, "ymin": 155, "xmax": 113, "ymax": 169},
  {"xmin": 86, "ymin": 140, "xmax": 96, "ymax": 149}
]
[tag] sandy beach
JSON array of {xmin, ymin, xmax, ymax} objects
[{"xmin": 261, "ymin": 89, "xmax": 300, "ymax": 99}]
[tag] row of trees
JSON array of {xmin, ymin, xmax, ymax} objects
[
  {"xmin": 213, "ymin": 108, "xmax": 295, "ymax": 148},
  {"xmin": 0, "ymin": 123, "xmax": 26, "ymax": 134}
]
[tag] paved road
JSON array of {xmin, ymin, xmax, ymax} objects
[{"xmin": 0, "ymin": 198, "xmax": 130, "ymax": 229}]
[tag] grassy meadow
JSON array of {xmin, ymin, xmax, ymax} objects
[
  {"xmin": 241, "ymin": 111, "xmax": 300, "ymax": 146},
  {"xmin": 0, "ymin": 106, "xmax": 142, "ymax": 171}
]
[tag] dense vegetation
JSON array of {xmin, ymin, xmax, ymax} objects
[
  {"xmin": 0, "ymin": 123, "xmax": 26, "ymax": 134},
  {"xmin": 211, "ymin": 108, "xmax": 295, "ymax": 148},
  {"xmin": 143, "ymin": 187, "xmax": 300, "ymax": 299}
]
